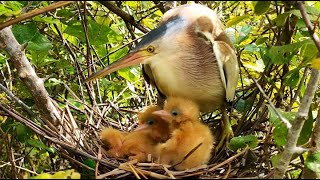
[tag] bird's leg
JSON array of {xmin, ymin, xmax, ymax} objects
[{"xmin": 215, "ymin": 106, "xmax": 234, "ymax": 152}]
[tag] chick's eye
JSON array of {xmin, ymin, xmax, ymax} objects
[
  {"xmin": 171, "ymin": 110, "xmax": 178, "ymax": 116},
  {"xmin": 147, "ymin": 46, "xmax": 155, "ymax": 53},
  {"xmin": 146, "ymin": 118, "xmax": 154, "ymax": 125}
]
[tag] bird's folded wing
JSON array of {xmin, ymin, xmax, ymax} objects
[{"xmin": 212, "ymin": 41, "xmax": 239, "ymax": 102}]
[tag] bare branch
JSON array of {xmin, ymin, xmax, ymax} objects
[
  {"xmin": 0, "ymin": 26, "xmax": 61, "ymax": 127},
  {"xmin": 99, "ymin": 1, "xmax": 149, "ymax": 33},
  {"xmin": 253, "ymin": 77, "xmax": 292, "ymax": 128},
  {"xmin": 208, "ymin": 146, "xmax": 249, "ymax": 172},
  {"xmin": 152, "ymin": 1, "xmax": 167, "ymax": 14},
  {"xmin": 75, "ymin": 1, "xmax": 96, "ymax": 106},
  {"xmin": 297, "ymin": 1, "xmax": 320, "ymax": 51},
  {"xmin": 0, "ymin": 1, "xmax": 74, "ymax": 30},
  {"xmin": 0, "ymin": 103, "xmax": 49, "ymax": 137},
  {"xmin": 0, "ymin": 83, "xmax": 45, "ymax": 125}
]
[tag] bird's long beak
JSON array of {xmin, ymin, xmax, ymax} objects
[
  {"xmin": 152, "ymin": 110, "xmax": 171, "ymax": 121},
  {"xmin": 84, "ymin": 50, "xmax": 148, "ymax": 82}
]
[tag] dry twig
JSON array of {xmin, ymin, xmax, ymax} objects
[{"xmin": 0, "ymin": 1, "xmax": 73, "ymax": 30}]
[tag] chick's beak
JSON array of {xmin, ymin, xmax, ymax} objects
[
  {"xmin": 134, "ymin": 124, "xmax": 149, "ymax": 132},
  {"xmin": 152, "ymin": 110, "xmax": 171, "ymax": 121},
  {"xmin": 85, "ymin": 50, "xmax": 149, "ymax": 82}
]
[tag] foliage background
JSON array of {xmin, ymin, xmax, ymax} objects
[{"xmin": 0, "ymin": 1, "xmax": 320, "ymax": 179}]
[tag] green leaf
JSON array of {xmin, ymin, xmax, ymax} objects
[
  {"xmin": 51, "ymin": 169, "xmax": 81, "ymax": 179},
  {"xmin": 100, "ymin": 79, "xmax": 125, "ymax": 92},
  {"xmin": 30, "ymin": 173, "xmax": 52, "ymax": 179},
  {"xmin": 272, "ymin": 122, "xmax": 288, "ymax": 147},
  {"xmin": 0, "ymin": 4, "xmax": 19, "ymax": 18},
  {"xmin": 286, "ymin": 9, "xmax": 319, "ymax": 22},
  {"xmin": 66, "ymin": 99, "xmax": 84, "ymax": 110},
  {"xmin": 12, "ymin": 22, "xmax": 52, "ymax": 54},
  {"xmin": 30, "ymin": 51, "xmax": 49, "ymax": 67},
  {"xmin": 226, "ymin": 28, "xmax": 236, "ymax": 44},
  {"xmin": 31, "ymin": 169, "xmax": 80, "ymax": 179},
  {"xmin": 274, "ymin": 13, "xmax": 290, "ymax": 27},
  {"xmin": 284, "ymin": 68, "xmax": 301, "ymax": 88},
  {"xmin": 238, "ymin": 25, "xmax": 252, "ymax": 44},
  {"xmin": 297, "ymin": 108, "xmax": 314, "ymax": 145},
  {"xmin": 45, "ymin": 78, "xmax": 63, "ymax": 88},
  {"xmin": 32, "ymin": 16, "xmax": 60, "ymax": 24},
  {"xmin": 64, "ymin": 20, "xmax": 123, "ymax": 45},
  {"xmin": 243, "ymin": 59, "xmax": 265, "ymax": 72},
  {"xmin": 27, "ymin": 139, "xmax": 56, "ymax": 153},
  {"xmin": 253, "ymin": 1, "xmax": 271, "ymax": 15},
  {"xmin": 226, "ymin": 15, "xmax": 250, "ymax": 27},
  {"xmin": 1, "ymin": 1, "xmax": 22, "ymax": 16},
  {"xmin": 142, "ymin": 18, "xmax": 155, "ymax": 29},
  {"xmin": 118, "ymin": 67, "xmax": 140, "ymax": 83},
  {"xmin": 286, "ymin": 10, "xmax": 303, "ymax": 19},
  {"xmin": 82, "ymin": 159, "xmax": 95, "ymax": 179},
  {"xmin": 83, "ymin": 159, "xmax": 96, "ymax": 169},
  {"xmin": 28, "ymin": 34, "xmax": 52, "ymax": 52},
  {"xmin": 0, "ymin": 54, "xmax": 6, "ymax": 66},
  {"xmin": 56, "ymin": 9, "xmax": 74, "ymax": 18},
  {"xmin": 244, "ymin": 44, "xmax": 260, "ymax": 53},
  {"xmin": 271, "ymin": 153, "xmax": 281, "ymax": 166},
  {"xmin": 235, "ymin": 95, "xmax": 255, "ymax": 113},
  {"xmin": 46, "ymin": 147, "xmax": 56, "ymax": 154},
  {"xmin": 93, "ymin": 45, "xmax": 108, "ymax": 57},
  {"xmin": 266, "ymin": 40, "xmax": 313, "ymax": 64},
  {"xmin": 12, "ymin": 23, "xmax": 38, "ymax": 44},
  {"xmin": 255, "ymin": 37, "xmax": 268, "ymax": 45},
  {"xmin": 27, "ymin": 139, "xmax": 49, "ymax": 150},
  {"xmin": 16, "ymin": 122, "xmax": 33, "ymax": 142},
  {"xmin": 296, "ymin": 18, "xmax": 307, "ymax": 29},
  {"xmin": 235, "ymin": 98, "xmax": 246, "ymax": 112},
  {"xmin": 301, "ymin": 43, "xmax": 318, "ymax": 63},
  {"xmin": 305, "ymin": 5, "xmax": 320, "ymax": 16},
  {"xmin": 267, "ymin": 105, "xmax": 313, "ymax": 147},
  {"xmin": 109, "ymin": 46, "xmax": 130, "ymax": 63},
  {"xmin": 267, "ymin": 105, "xmax": 296, "ymax": 147},
  {"xmin": 305, "ymin": 152, "xmax": 320, "ymax": 173},
  {"xmin": 228, "ymin": 135, "xmax": 258, "ymax": 151},
  {"xmin": 125, "ymin": 1, "xmax": 139, "ymax": 8}
]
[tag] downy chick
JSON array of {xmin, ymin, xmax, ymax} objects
[
  {"xmin": 100, "ymin": 105, "xmax": 171, "ymax": 162},
  {"xmin": 152, "ymin": 97, "xmax": 215, "ymax": 170},
  {"xmin": 100, "ymin": 127, "xmax": 126, "ymax": 158},
  {"xmin": 121, "ymin": 105, "xmax": 171, "ymax": 162}
]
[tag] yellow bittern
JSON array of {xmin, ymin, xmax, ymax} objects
[{"xmin": 86, "ymin": 4, "xmax": 239, "ymax": 149}]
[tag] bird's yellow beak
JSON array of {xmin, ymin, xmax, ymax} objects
[
  {"xmin": 84, "ymin": 50, "xmax": 149, "ymax": 82},
  {"xmin": 152, "ymin": 110, "xmax": 171, "ymax": 122}
]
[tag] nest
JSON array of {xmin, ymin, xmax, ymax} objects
[{"xmin": 1, "ymin": 78, "xmax": 276, "ymax": 179}]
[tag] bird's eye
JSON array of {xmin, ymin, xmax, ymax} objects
[
  {"xmin": 146, "ymin": 118, "xmax": 155, "ymax": 125},
  {"xmin": 146, "ymin": 46, "xmax": 155, "ymax": 53},
  {"xmin": 171, "ymin": 110, "xmax": 179, "ymax": 116}
]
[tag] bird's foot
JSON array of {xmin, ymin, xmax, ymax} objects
[{"xmin": 215, "ymin": 118, "xmax": 234, "ymax": 153}]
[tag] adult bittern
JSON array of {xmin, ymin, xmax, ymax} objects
[{"xmin": 86, "ymin": 4, "xmax": 239, "ymax": 148}]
